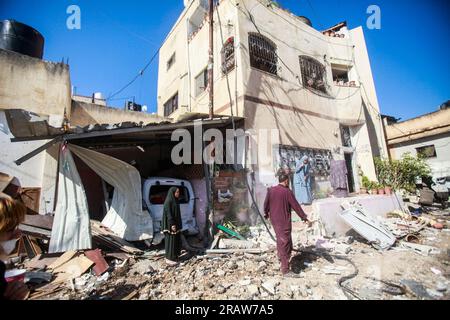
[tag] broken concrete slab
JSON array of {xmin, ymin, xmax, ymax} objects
[
  {"xmin": 400, "ymin": 280, "xmax": 433, "ymax": 300},
  {"xmin": 340, "ymin": 201, "xmax": 396, "ymax": 250},
  {"xmin": 399, "ymin": 241, "xmax": 441, "ymax": 256},
  {"xmin": 261, "ymin": 279, "xmax": 279, "ymax": 295},
  {"xmin": 218, "ymin": 239, "xmax": 255, "ymax": 249}
]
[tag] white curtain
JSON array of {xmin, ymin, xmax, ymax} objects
[
  {"xmin": 69, "ymin": 145, "xmax": 153, "ymax": 241},
  {"xmin": 49, "ymin": 145, "xmax": 92, "ymax": 253}
]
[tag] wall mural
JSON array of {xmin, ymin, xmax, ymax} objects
[{"xmin": 274, "ymin": 145, "xmax": 333, "ymax": 178}]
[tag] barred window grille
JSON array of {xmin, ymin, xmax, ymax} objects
[
  {"xmin": 221, "ymin": 37, "xmax": 235, "ymax": 74},
  {"xmin": 164, "ymin": 93, "xmax": 178, "ymax": 117},
  {"xmin": 299, "ymin": 56, "xmax": 328, "ymax": 93},
  {"xmin": 248, "ymin": 33, "xmax": 278, "ymax": 75}
]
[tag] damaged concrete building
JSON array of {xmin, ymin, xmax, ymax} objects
[{"xmin": 157, "ymin": 0, "xmax": 389, "ymax": 212}]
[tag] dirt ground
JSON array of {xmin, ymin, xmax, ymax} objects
[{"xmin": 32, "ymin": 205, "xmax": 449, "ymax": 301}]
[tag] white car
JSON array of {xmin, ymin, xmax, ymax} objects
[{"xmin": 142, "ymin": 177, "xmax": 198, "ymax": 235}]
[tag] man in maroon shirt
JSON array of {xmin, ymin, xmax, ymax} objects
[{"xmin": 264, "ymin": 175, "xmax": 312, "ymax": 277}]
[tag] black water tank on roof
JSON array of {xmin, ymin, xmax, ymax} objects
[{"xmin": 0, "ymin": 20, "xmax": 44, "ymax": 59}]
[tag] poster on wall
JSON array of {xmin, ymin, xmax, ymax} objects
[{"xmin": 273, "ymin": 145, "xmax": 333, "ymax": 178}]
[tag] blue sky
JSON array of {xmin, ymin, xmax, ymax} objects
[{"xmin": 1, "ymin": 0, "xmax": 449, "ymax": 120}]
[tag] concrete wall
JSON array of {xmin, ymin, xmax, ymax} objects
[
  {"xmin": 0, "ymin": 110, "xmax": 58, "ymax": 214},
  {"xmin": 386, "ymin": 108, "xmax": 450, "ymax": 179},
  {"xmin": 0, "ymin": 49, "xmax": 71, "ymax": 123},
  {"xmin": 389, "ymin": 132, "xmax": 450, "ymax": 179},
  {"xmin": 386, "ymin": 108, "xmax": 450, "ymax": 145},
  {"xmin": 70, "ymin": 100, "xmax": 166, "ymax": 127}
]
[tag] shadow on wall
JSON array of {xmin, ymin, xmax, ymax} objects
[{"xmin": 362, "ymin": 101, "xmax": 380, "ymax": 158}]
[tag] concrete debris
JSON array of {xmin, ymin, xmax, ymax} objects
[
  {"xmin": 218, "ymin": 239, "xmax": 255, "ymax": 250},
  {"xmin": 322, "ymin": 266, "xmax": 348, "ymax": 275},
  {"xmin": 400, "ymin": 280, "xmax": 433, "ymax": 300},
  {"xmin": 261, "ymin": 279, "xmax": 279, "ymax": 295},
  {"xmin": 247, "ymin": 285, "xmax": 259, "ymax": 296},
  {"xmin": 340, "ymin": 201, "xmax": 396, "ymax": 250},
  {"xmin": 130, "ymin": 260, "xmax": 156, "ymax": 275},
  {"xmin": 398, "ymin": 241, "xmax": 441, "ymax": 256},
  {"xmin": 436, "ymin": 282, "xmax": 447, "ymax": 292},
  {"xmin": 334, "ymin": 243, "xmax": 352, "ymax": 255},
  {"xmin": 430, "ymin": 267, "xmax": 442, "ymax": 275},
  {"xmin": 216, "ymin": 269, "xmax": 226, "ymax": 277},
  {"xmin": 238, "ymin": 279, "xmax": 251, "ymax": 286},
  {"xmin": 426, "ymin": 289, "xmax": 444, "ymax": 298}
]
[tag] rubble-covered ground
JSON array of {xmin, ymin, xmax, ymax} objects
[{"xmin": 30, "ymin": 205, "xmax": 450, "ymax": 301}]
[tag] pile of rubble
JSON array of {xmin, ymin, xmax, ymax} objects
[{"xmin": 4, "ymin": 200, "xmax": 449, "ymax": 300}]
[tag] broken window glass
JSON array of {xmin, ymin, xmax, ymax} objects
[
  {"xmin": 248, "ymin": 33, "xmax": 278, "ymax": 75},
  {"xmin": 299, "ymin": 55, "xmax": 328, "ymax": 93}
]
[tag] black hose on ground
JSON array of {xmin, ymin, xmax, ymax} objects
[{"xmin": 294, "ymin": 248, "xmax": 361, "ymax": 300}]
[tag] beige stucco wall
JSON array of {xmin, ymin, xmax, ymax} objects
[
  {"xmin": 70, "ymin": 100, "xmax": 167, "ymax": 127},
  {"xmin": 157, "ymin": 0, "xmax": 244, "ymax": 120},
  {"xmin": 0, "ymin": 49, "xmax": 71, "ymax": 123},
  {"xmin": 386, "ymin": 108, "xmax": 450, "ymax": 145},
  {"xmin": 386, "ymin": 108, "xmax": 450, "ymax": 179},
  {"xmin": 158, "ymin": 0, "xmax": 386, "ymax": 187}
]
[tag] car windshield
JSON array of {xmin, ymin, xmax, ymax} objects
[{"xmin": 149, "ymin": 185, "xmax": 190, "ymax": 205}]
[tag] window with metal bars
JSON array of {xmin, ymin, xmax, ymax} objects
[
  {"xmin": 299, "ymin": 56, "xmax": 328, "ymax": 93},
  {"xmin": 164, "ymin": 93, "xmax": 178, "ymax": 117},
  {"xmin": 248, "ymin": 33, "xmax": 278, "ymax": 75},
  {"xmin": 221, "ymin": 37, "xmax": 235, "ymax": 74}
]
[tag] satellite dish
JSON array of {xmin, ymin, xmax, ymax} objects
[{"xmin": 142, "ymin": 105, "xmax": 148, "ymax": 112}]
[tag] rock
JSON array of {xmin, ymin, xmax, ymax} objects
[
  {"xmin": 131, "ymin": 260, "xmax": 156, "ymax": 275},
  {"xmin": 227, "ymin": 262, "xmax": 238, "ymax": 270},
  {"xmin": 290, "ymin": 285, "xmax": 299, "ymax": 293},
  {"xmin": 261, "ymin": 280, "xmax": 279, "ymax": 295},
  {"xmin": 216, "ymin": 286, "xmax": 226, "ymax": 294},
  {"xmin": 247, "ymin": 285, "xmax": 259, "ymax": 296},
  {"xmin": 426, "ymin": 289, "xmax": 444, "ymax": 298},
  {"xmin": 217, "ymin": 269, "xmax": 226, "ymax": 277},
  {"xmin": 206, "ymin": 281, "xmax": 215, "ymax": 289},
  {"xmin": 400, "ymin": 280, "xmax": 433, "ymax": 300},
  {"xmin": 436, "ymin": 282, "xmax": 447, "ymax": 292},
  {"xmin": 239, "ymin": 279, "xmax": 251, "ymax": 286},
  {"xmin": 334, "ymin": 243, "xmax": 352, "ymax": 255}
]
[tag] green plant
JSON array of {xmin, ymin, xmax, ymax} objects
[
  {"xmin": 362, "ymin": 176, "xmax": 371, "ymax": 189},
  {"xmin": 375, "ymin": 153, "xmax": 431, "ymax": 193}
]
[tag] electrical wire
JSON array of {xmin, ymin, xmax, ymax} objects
[{"xmin": 107, "ymin": 49, "xmax": 160, "ymax": 101}]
